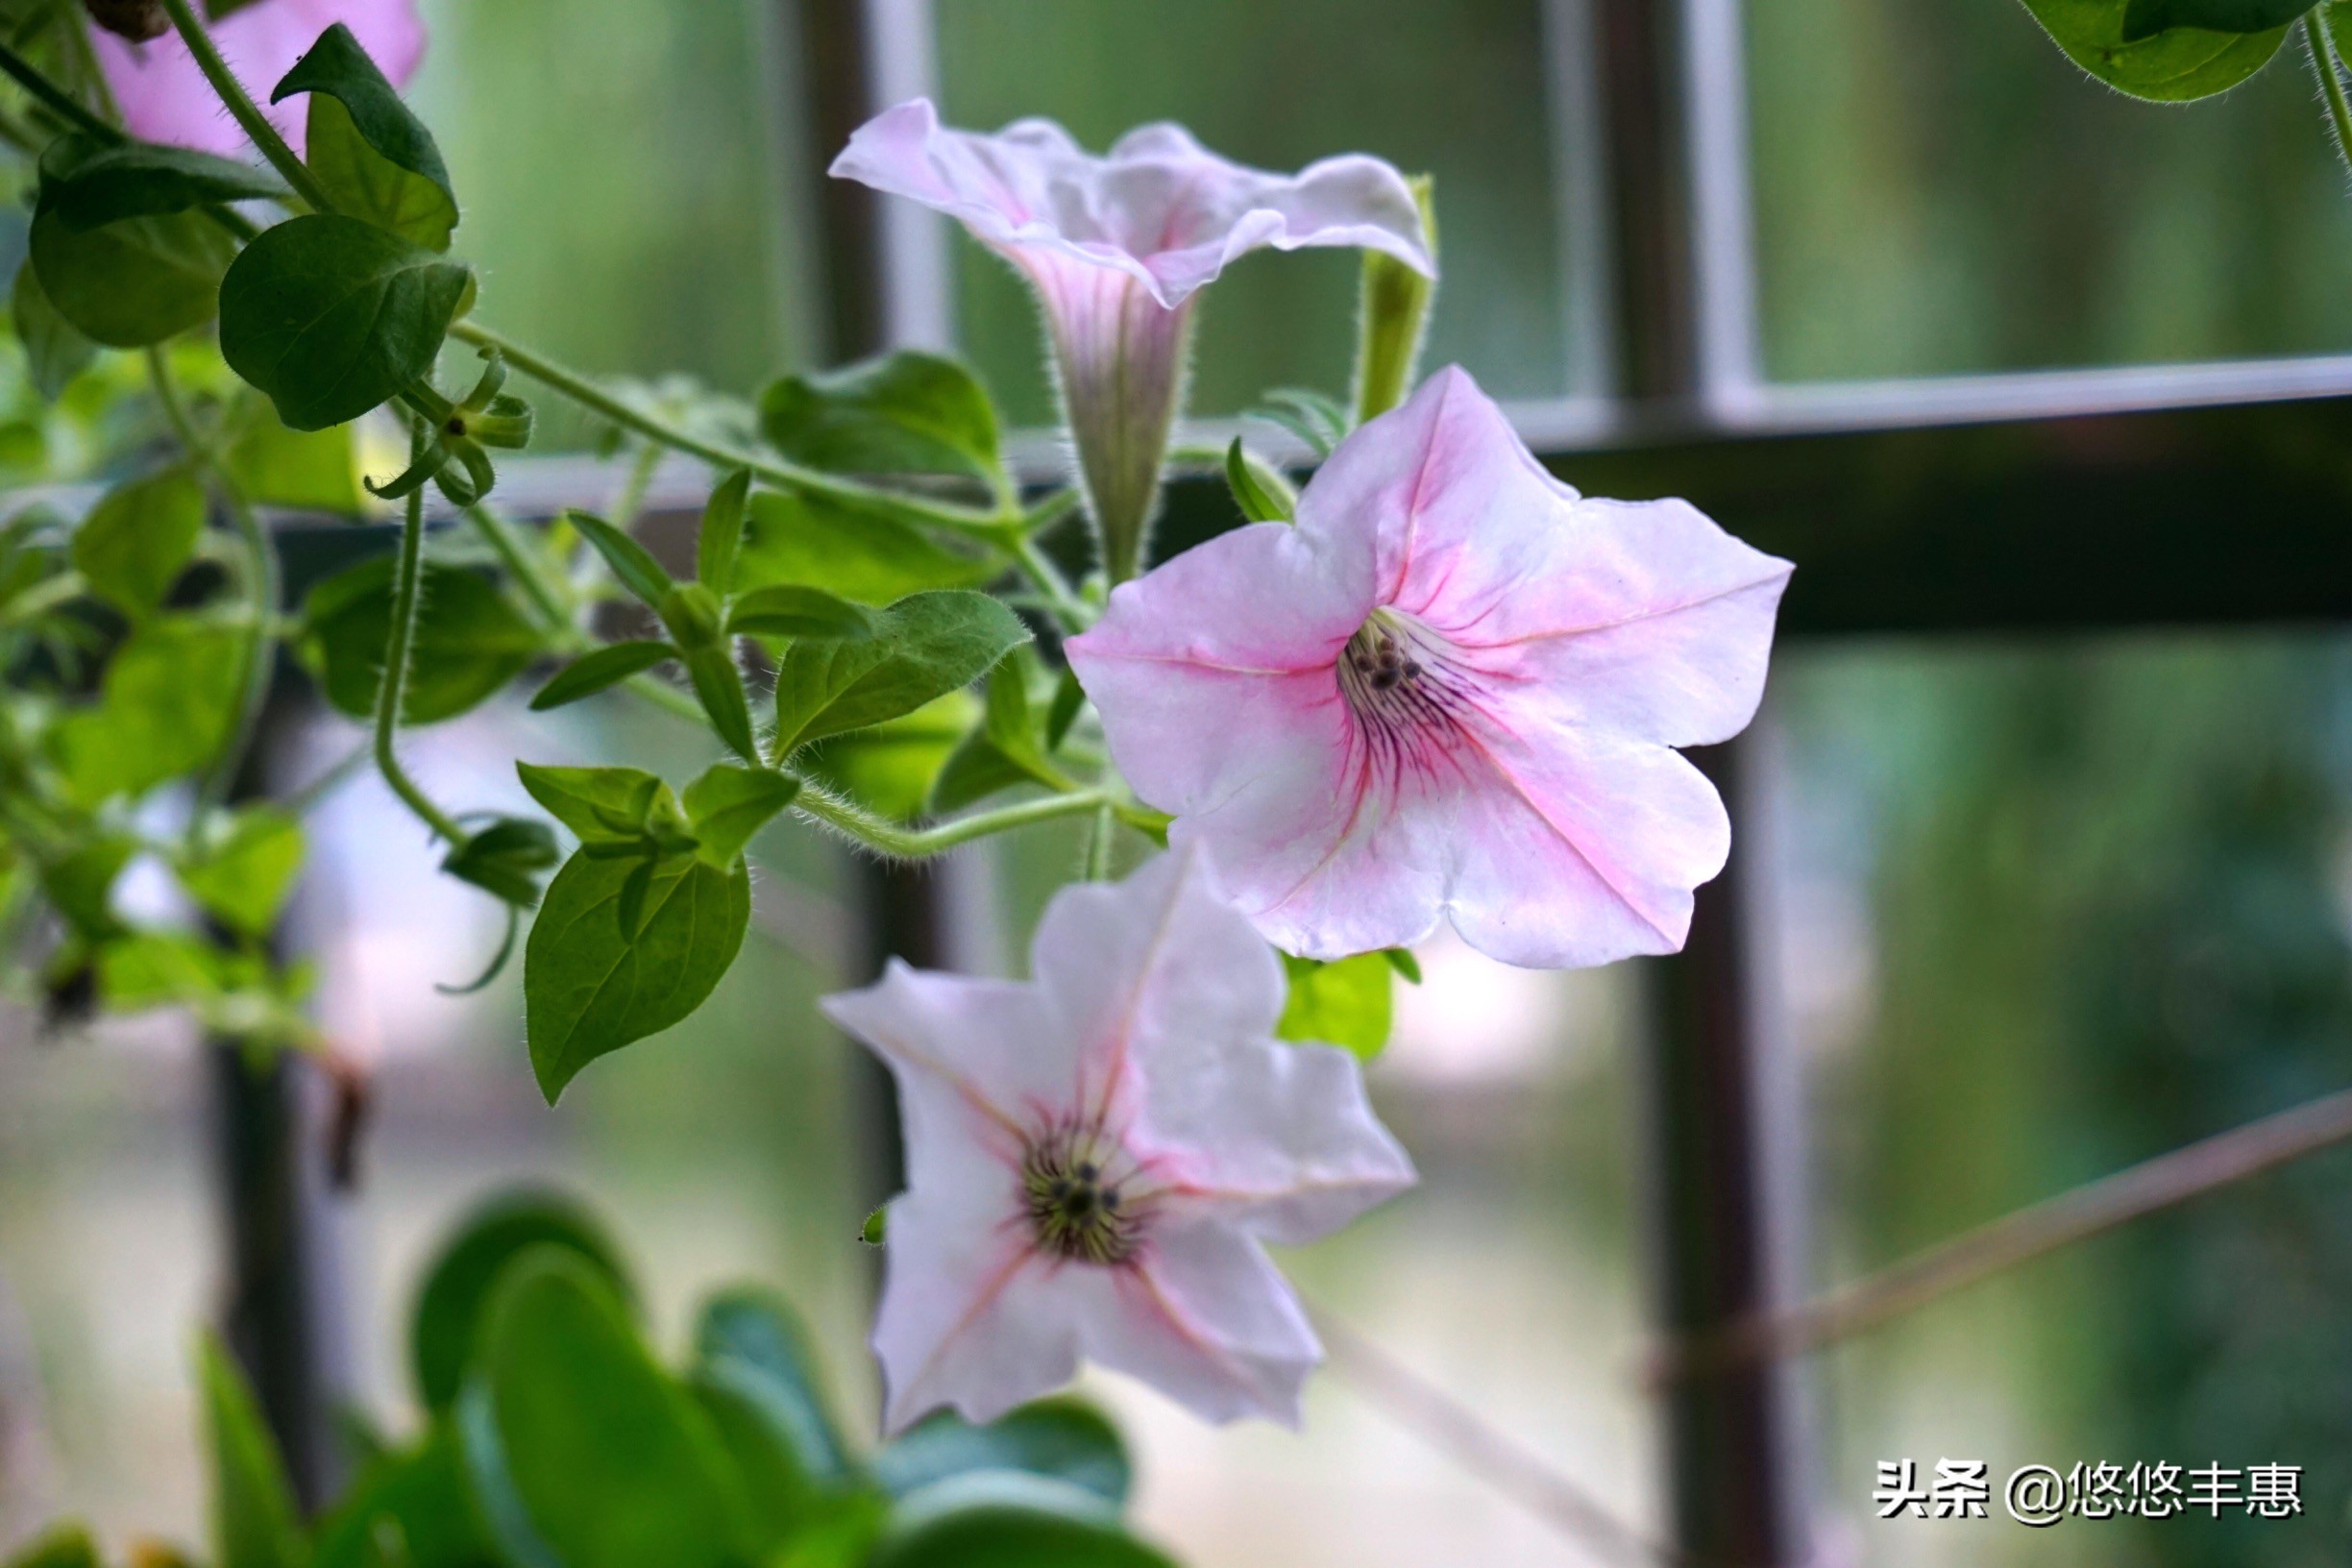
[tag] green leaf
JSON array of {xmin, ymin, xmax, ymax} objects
[
  {"xmin": 681, "ymin": 641, "xmax": 759, "ymax": 763},
  {"xmin": 1384, "ymin": 946, "xmax": 1423, "ymax": 984},
  {"xmin": 524, "ymin": 846, "xmax": 750, "ymax": 1099},
  {"xmin": 869, "ymin": 1474, "xmax": 1176, "ymax": 1568},
  {"xmin": 96, "ymin": 932, "xmax": 227, "ymax": 1012},
  {"xmin": 410, "ymin": 1189, "xmax": 633, "ymax": 1413},
  {"xmin": 1223, "ymin": 437, "xmax": 1292, "ymax": 524},
  {"xmin": 39, "ymin": 834, "xmax": 135, "ymax": 940},
  {"xmin": 727, "ymin": 584, "xmax": 875, "ymax": 640},
  {"xmin": 303, "ymin": 556, "xmax": 542, "ymax": 725},
  {"xmin": 1045, "ymin": 666, "xmax": 1086, "ymax": 751},
  {"xmin": 463, "ymin": 1250, "xmax": 752, "ymax": 1568},
  {"xmin": 2, "ymin": 1526, "xmax": 99, "ymax": 1568},
  {"xmin": 735, "ymin": 489, "xmax": 995, "ymax": 606},
  {"xmin": 2019, "ymin": 0, "xmax": 2289, "ymax": 99},
  {"xmin": 861, "ymin": 1205, "xmax": 889, "ymax": 1246},
  {"xmin": 37, "ymin": 135, "xmax": 284, "ymax": 229},
  {"xmin": 72, "ymin": 468, "xmax": 205, "ymax": 617},
  {"xmin": 178, "ymin": 807, "xmax": 305, "ymax": 937},
  {"xmin": 312, "ymin": 1427, "xmax": 499, "ymax": 1568},
  {"xmin": 759, "ymin": 350, "xmax": 1003, "ymax": 486},
  {"xmin": 225, "ymin": 414, "xmax": 365, "ymax": 515},
  {"xmin": 530, "ymin": 639, "xmax": 674, "ymax": 711},
  {"xmin": 681, "ymin": 764, "xmax": 799, "ymax": 867},
  {"xmin": 798, "ymin": 693, "xmax": 974, "ymax": 823},
  {"xmin": 218, "ymin": 213, "xmax": 472, "ymax": 430},
  {"xmin": 272, "ymin": 22, "xmax": 456, "ymax": 248},
  {"xmin": 697, "ymin": 468, "xmax": 751, "ymax": 591},
  {"xmin": 12, "ymin": 257, "xmax": 96, "ymax": 402},
  {"xmin": 27, "ymin": 202, "xmax": 235, "ymax": 349},
  {"xmin": 772, "ymin": 590, "xmax": 1029, "ymax": 754},
  {"xmin": 875, "ymin": 1400, "xmax": 1131, "ymax": 1507},
  {"xmin": 515, "ymin": 762, "xmax": 683, "ymax": 846},
  {"xmin": 929, "ymin": 654, "xmax": 1057, "ymax": 814},
  {"xmin": 1276, "ymin": 950, "xmax": 1395, "ymax": 1060},
  {"xmin": 198, "ymin": 1335, "xmax": 306, "ymax": 1568},
  {"xmin": 2120, "ymin": 0, "xmax": 2309, "ymax": 37},
  {"xmin": 443, "ymin": 818, "xmax": 560, "ymax": 908},
  {"xmin": 53, "ymin": 614, "xmax": 242, "ymax": 804},
  {"xmin": 692, "ymin": 1289, "xmax": 852, "ymax": 1487},
  {"xmin": 568, "ymin": 509, "xmax": 674, "ymax": 607}
]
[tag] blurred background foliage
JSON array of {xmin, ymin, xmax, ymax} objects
[{"xmin": 9, "ymin": 0, "xmax": 2352, "ymax": 1564}]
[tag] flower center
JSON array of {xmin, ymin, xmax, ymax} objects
[
  {"xmin": 1021, "ymin": 1121, "xmax": 1150, "ymax": 1265},
  {"xmin": 1336, "ymin": 610, "xmax": 1472, "ymax": 747}
]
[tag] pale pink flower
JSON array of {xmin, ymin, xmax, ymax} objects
[
  {"xmin": 821, "ymin": 848, "xmax": 1414, "ymax": 1433},
  {"xmin": 830, "ymin": 98, "xmax": 1433, "ymax": 583},
  {"xmin": 93, "ymin": 0, "xmax": 426, "ymax": 159},
  {"xmin": 1066, "ymin": 366, "xmax": 1794, "ymax": 970}
]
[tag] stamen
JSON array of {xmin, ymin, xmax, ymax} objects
[
  {"xmin": 1021, "ymin": 1118, "xmax": 1154, "ymax": 1265},
  {"xmin": 1335, "ymin": 610, "xmax": 1476, "ymax": 785}
]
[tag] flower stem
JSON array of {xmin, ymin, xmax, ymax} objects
[
  {"xmin": 1083, "ymin": 797, "xmax": 1116, "ymax": 879},
  {"xmin": 447, "ymin": 321, "xmax": 1014, "ymax": 540},
  {"xmin": 377, "ymin": 467, "xmax": 464, "ymax": 845},
  {"xmin": 2312, "ymin": 15, "xmax": 2352, "ymax": 177},
  {"xmin": 154, "ymin": 0, "xmax": 335, "ymax": 213},
  {"xmin": 795, "ymin": 780, "xmax": 1113, "ymax": 859},
  {"xmin": 1006, "ymin": 531, "xmax": 1093, "ymax": 631}
]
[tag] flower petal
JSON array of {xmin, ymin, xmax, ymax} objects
[
  {"xmin": 1074, "ymin": 1220, "xmax": 1322, "ymax": 1427},
  {"xmin": 831, "ymin": 98, "xmax": 1431, "ymax": 309},
  {"xmin": 95, "ymin": 0, "xmax": 427, "ymax": 158},
  {"xmin": 1029, "ymin": 849, "xmax": 1286, "ymax": 1118},
  {"xmin": 821, "ymin": 960, "xmax": 1070, "ymax": 1171}
]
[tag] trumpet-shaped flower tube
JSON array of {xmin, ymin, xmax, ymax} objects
[
  {"xmin": 821, "ymin": 848, "xmax": 1415, "ymax": 1433},
  {"xmin": 1067, "ymin": 366, "xmax": 1794, "ymax": 970},
  {"xmin": 830, "ymin": 98, "xmax": 1433, "ymax": 582},
  {"xmin": 93, "ymin": 0, "xmax": 425, "ymax": 159}
]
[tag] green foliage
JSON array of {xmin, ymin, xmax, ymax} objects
[
  {"xmin": 2017, "ymin": 0, "xmax": 2289, "ymax": 100},
  {"xmin": 2120, "ymin": 0, "xmax": 2310, "ymax": 37},
  {"xmin": 696, "ymin": 468, "xmax": 750, "ymax": 591},
  {"xmin": 225, "ymin": 415, "xmax": 366, "ymax": 515},
  {"xmin": 52, "ymin": 614, "xmax": 242, "ymax": 804},
  {"xmin": 463, "ymin": 1251, "xmax": 754, "ymax": 1568},
  {"xmin": 692, "ymin": 1289, "xmax": 854, "ymax": 1488},
  {"xmin": 680, "ymin": 764, "xmax": 800, "ymax": 867},
  {"xmin": 727, "ymin": 585, "xmax": 874, "ymax": 640},
  {"xmin": 524, "ymin": 846, "xmax": 750, "ymax": 1099},
  {"xmin": 759, "ymin": 351, "xmax": 1005, "ymax": 489},
  {"xmin": 516, "ymin": 762, "xmax": 687, "ymax": 845},
  {"xmin": 1220, "ymin": 437, "xmax": 1291, "ymax": 525},
  {"xmin": 0, "ymin": 1526, "xmax": 99, "ymax": 1568},
  {"xmin": 736, "ymin": 490, "xmax": 996, "ymax": 605},
  {"xmin": 177, "ymin": 807, "xmax": 306, "ymax": 937},
  {"xmin": 311, "ymin": 1429, "xmax": 499, "ymax": 1568},
  {"xmin": 1276, "ymin": 950, "xmax": 1395, "ymax": 1059},
  {"xmin": 874, "ymin": 1401, "xmax": 1131, "ymax": 1506},
  {"xmin": 799, "ymin": 694, "xmax": 976, "ymax": 823},
  {"xmin": 274, "ymin": 22, "xmax": 460, "ymax": 251},
  {"xmin": 198, "ymin": 1336, "xmax": 306, "ymax": 1568},
  {"xmin": 567, "ymin": 509, "xmax": 673, "ymax": 607},
  {"xmin": 531, "ymin": 640, "xmax": 674, "ymax": 711},
  {"xmin": 930, "ymin": 651, "xmax": 1062, "ymax": 813},
  {"xmin": 71, "ymin": 468, "xmax": 205, "ymax": 617},
  {"xmin": 441, "ymin": 818, "xmax": 561, "ymax": 909},
  {"xmin": 218, "ymin": 214, "xmax": 472, "ymax": 430},
  {"xmin": 27, "ymin": 201, "xmax": 236, "ymax": 350},
  {"xmin": 11, "ymin": 259, "xmax": 96, "ymax": 402},
  {"xmin": 411, "ymin": 1190, "xmax": 634, "ymax": 1413},
  {"xmin": 303, "ymin": 556, "xmax": 543, "ymax": 725},
  {"xmin": 35, "ymin": 137, "xmax": 284, "ymax": 229},
  {"xmin": 772, "ymin": 590, "xmax": 1029, "ymax": 756},
  {"xmin": 867, "ymin": 1474, "xmax": 1178, "ymax": 1568}
]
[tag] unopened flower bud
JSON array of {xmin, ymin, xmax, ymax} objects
[{"xmin": 83, "ymin": 0, "xmax": 169, "ymax": 41}]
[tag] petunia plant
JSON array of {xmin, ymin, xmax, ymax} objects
[{"xmin": 0, "ymin": 0, "xmax": 1791, "ymax": 1556}]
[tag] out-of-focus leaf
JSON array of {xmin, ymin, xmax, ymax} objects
[
  {"xmin": 11, "ymin": 258, "xmax": 96, "ymax": 402},
  {"xmin": 303, "ymin": 556, "xmax": 542, "ymax": 724},
  {"xmin": 874, "ymin": 1400, "xmax": 1130, "ymax": 1507},
  {"xmin": 410, "ymin": 1189, "xmax": 634, "ymax": 1413},
  {"xmin": 759, "ymin": 351, "xmax": 1002, "ymax": 485},
  {"xmin": 198, "ymin": 1335, "xmax": 306, "ymax": 1568},
  {"xmin": 226, "ymin": 414, "xmax": 367, "ymax": 516},
  {"xmin": 524, "ymin": 847, "xmax": 749, "ymax": 1100},
  {"xmin": 312, "ymin": 1426, "xmax": 497, "ymax": 1568},
  {"xmin": 867, "ymin": 1473, "xmax": 1176, "ymax": 1568},
  {"xmin": 772, "ymin": 590, "xmax": 1028, "ymax": 754},
  {"xmin": 735, "ymin": 490, "xmax": 995, "ymax": 606},
  {"xmin": 53, "ymin": 614, "xmax": 242, "ymax": 804},
  {"xmin": 1276, "ymin": 950, "xmax": 1394, "ymax": 1060},
  {"xmin": 692, "ymin": 1289, "xmax": 852, "ymax": 1487},
  {"xmin": 1, "ymin": 1525, "xmax": 100, "ymax": 1568},
  {"xmin": 462, "ymin": 1251, "xmax": 752, "ymax": 1568},
  {"xmin": 72, "ymin": 469, "xmax": 205, "ymax": 617},
  {"xmin": 178, "ymin": 806, "xmax": 305, "ymax": 936},
  {"xmin": 799, "ymin": 692, "xmax": 973, "ymax": 824},
  {"xmin": 29, "ymin": 138, "xmax": 236, "ymax": 347}
]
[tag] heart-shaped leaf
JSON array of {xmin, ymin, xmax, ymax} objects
[
  {"xmin": 72, "ymin": 469, "xmax": 205, "ymax": 617},
  {"xmin": 410, "ymin": 1189, "xmax": 634, "ymax": 1414},
  {"xmin": 37, "ymin": 135, "xmax": 285, "ymax": 229},
  {"xmin": 275, "ymin": 23, "xmax": 459, "ymax": 250},
  {"xmin": 28, "ymin": 187, "xmax": 235, "ymax": 348},
  {"xmin": 772, "ymin": 590, "xmax": 1028, "ymax": 755},
  {"xmin": 219, "ymin": 212, "xmax": 472, "ymax": 430},
  {"xmin": 2019, "ymin": 0, "xmax": 2289, "ymax": 99}
]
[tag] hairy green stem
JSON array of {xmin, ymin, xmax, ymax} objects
[
  {"xmin": 155, "ymin": 0, "xmax": 335, "ymax": 213},
  {"xmin": 796, "ymin": 781, "xmax": 1113, "ymax": 859},
  {"xmin": 1006, "ymin": 531, "xmax": 1093, "ymax": 631},
  {"xmin": 377, "ymin": 478, "xmax": 464, "ymax": 843},
  {"xmin": 448, "ymin": 321, "xmax": 1012, "ymax": 540},
  {"xmin": 2312, "ymin": 16, "xmax": 2352, "ymax": 176}
]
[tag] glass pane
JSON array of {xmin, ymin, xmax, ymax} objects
[
  {"xmin": 1746, "ymin": 0, "xmax": 2352, "ymax": 381},
  {"xmin": 1771, "ymin": 632, "xmax": 2352, "ymax": 1562},
  {"xmin": 933, "ymin": 0, "xmax": 1571, "ymax": 425},
  {"xmin": 410, "ymin": 0, "xmax": 804, "ymax": 446}
]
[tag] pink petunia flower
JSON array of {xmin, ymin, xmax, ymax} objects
[
  {"xmin": 830, "ymin": 98, "xmax": 1433, "ymax": 584},
  {"xmin": 92, "ymin": 0, "xmax": 426, "ymax": 159},
  {"xmin": 821, "ymin": 848, "xmax": 1415, "ymax": 1433},
  {"xmin": 1066, "ymin": 366, "xmax": 1794, "ymax": 971}
]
